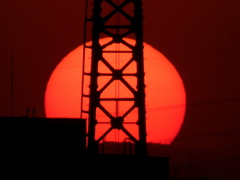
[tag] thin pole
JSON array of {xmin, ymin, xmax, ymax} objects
[
  {"xmin": 10, "ymin": 50, "xmax": 13, "ymax": 117},
  {"xmin": 189, "ymin": 148, "xmax": 192, "ymax": 179},
  {"xmin": 80, "ymin": 0, "xmax": 89, "ymax": 119}
]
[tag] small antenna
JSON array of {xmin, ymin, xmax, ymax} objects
[
  {"xmin": 26, "ymin": 108, "xmax": 29, "ymax": 118},
  {"xmin": 10, "ymin": 50, "xmax": 14, "ymax": 117},
  {"xmin": 32, "ymin": 108, "xmax": 36, "ymax": 118}
]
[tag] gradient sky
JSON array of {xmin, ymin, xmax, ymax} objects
[{"xmin": 0, "ymin": 0, "xmax": 240, "ymax": 171}]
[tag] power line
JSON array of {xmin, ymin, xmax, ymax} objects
[
  {"xmin": 146, "ymin": 96, "xmax": 240, "ymax": 112},
  {"xmin": 171, "ymin": 157, "xmax": 240, "ymax": 169},
  {"xmin": 94, "ymin": 96, "xmax": 240, "ymax": 118},
  {"xmin": 155, "ymin": 129, "xmax": 240, "ymax": 143}
]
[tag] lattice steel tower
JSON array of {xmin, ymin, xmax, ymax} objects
[{"xmin": 81, "ymin": 0, "xmax": 147, "ymax": 156}]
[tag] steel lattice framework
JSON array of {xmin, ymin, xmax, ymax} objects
[{"xmin": 81, "ymin": 0, "xmax": 147, "ymax": 156}]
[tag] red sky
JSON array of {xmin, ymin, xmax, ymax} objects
[{"xmin": 0, "ymin": 0, "xmax": 240, "ymax": 178}]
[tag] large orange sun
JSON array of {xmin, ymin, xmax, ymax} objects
[{"xmin": 45, "ymin": 38, "xmax": 186, "ymax": 144}]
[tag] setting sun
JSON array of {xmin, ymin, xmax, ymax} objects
[{"xmin": 45, "ymin": 38, "xmax": 186, "ymax": 144}]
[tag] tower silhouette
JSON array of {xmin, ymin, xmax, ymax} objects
[{"xmin": 81, "ymin": 0, "xmax": 147, "ymax": 156}]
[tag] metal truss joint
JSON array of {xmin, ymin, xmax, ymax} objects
[
  {"xmin": 113, "ymin": 34, "xmax": 123, "ymax": 44},
  {"xmin": 110, "ymin": 116, "xmax": 124, "ymax": 130},
  {"xmin": 113, "ymin": 69, "xmax": 123, "ymax": 80}
]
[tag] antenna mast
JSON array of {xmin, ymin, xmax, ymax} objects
[{"xmin": 81, "ymin": 0, "xmax": 147, "ymax": 156}]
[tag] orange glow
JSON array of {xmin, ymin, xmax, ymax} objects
[{"xmin": 45, "ymin": 38, "xmax": 186, "ymax": 144}]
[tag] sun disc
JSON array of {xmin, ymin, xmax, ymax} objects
[{"xmin": 45, "ymin": 38, "xmax": 186, "ymax": 144}]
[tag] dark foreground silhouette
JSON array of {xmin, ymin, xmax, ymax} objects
[{"xmin": 0, "ymin": 117, "xmax": 168, "ymax": 179}]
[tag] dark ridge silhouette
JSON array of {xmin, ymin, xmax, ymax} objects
[
  {"xmin": 99, "ymin": 141, "xmax": 239, "ymax": 180},
  {"xmin": 0, "ymin": 116, "xmax": 169, "ymax": 179},
  {"xmin": 0, "ymin": 117, "xmax": 86, "ymax": 159}
]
